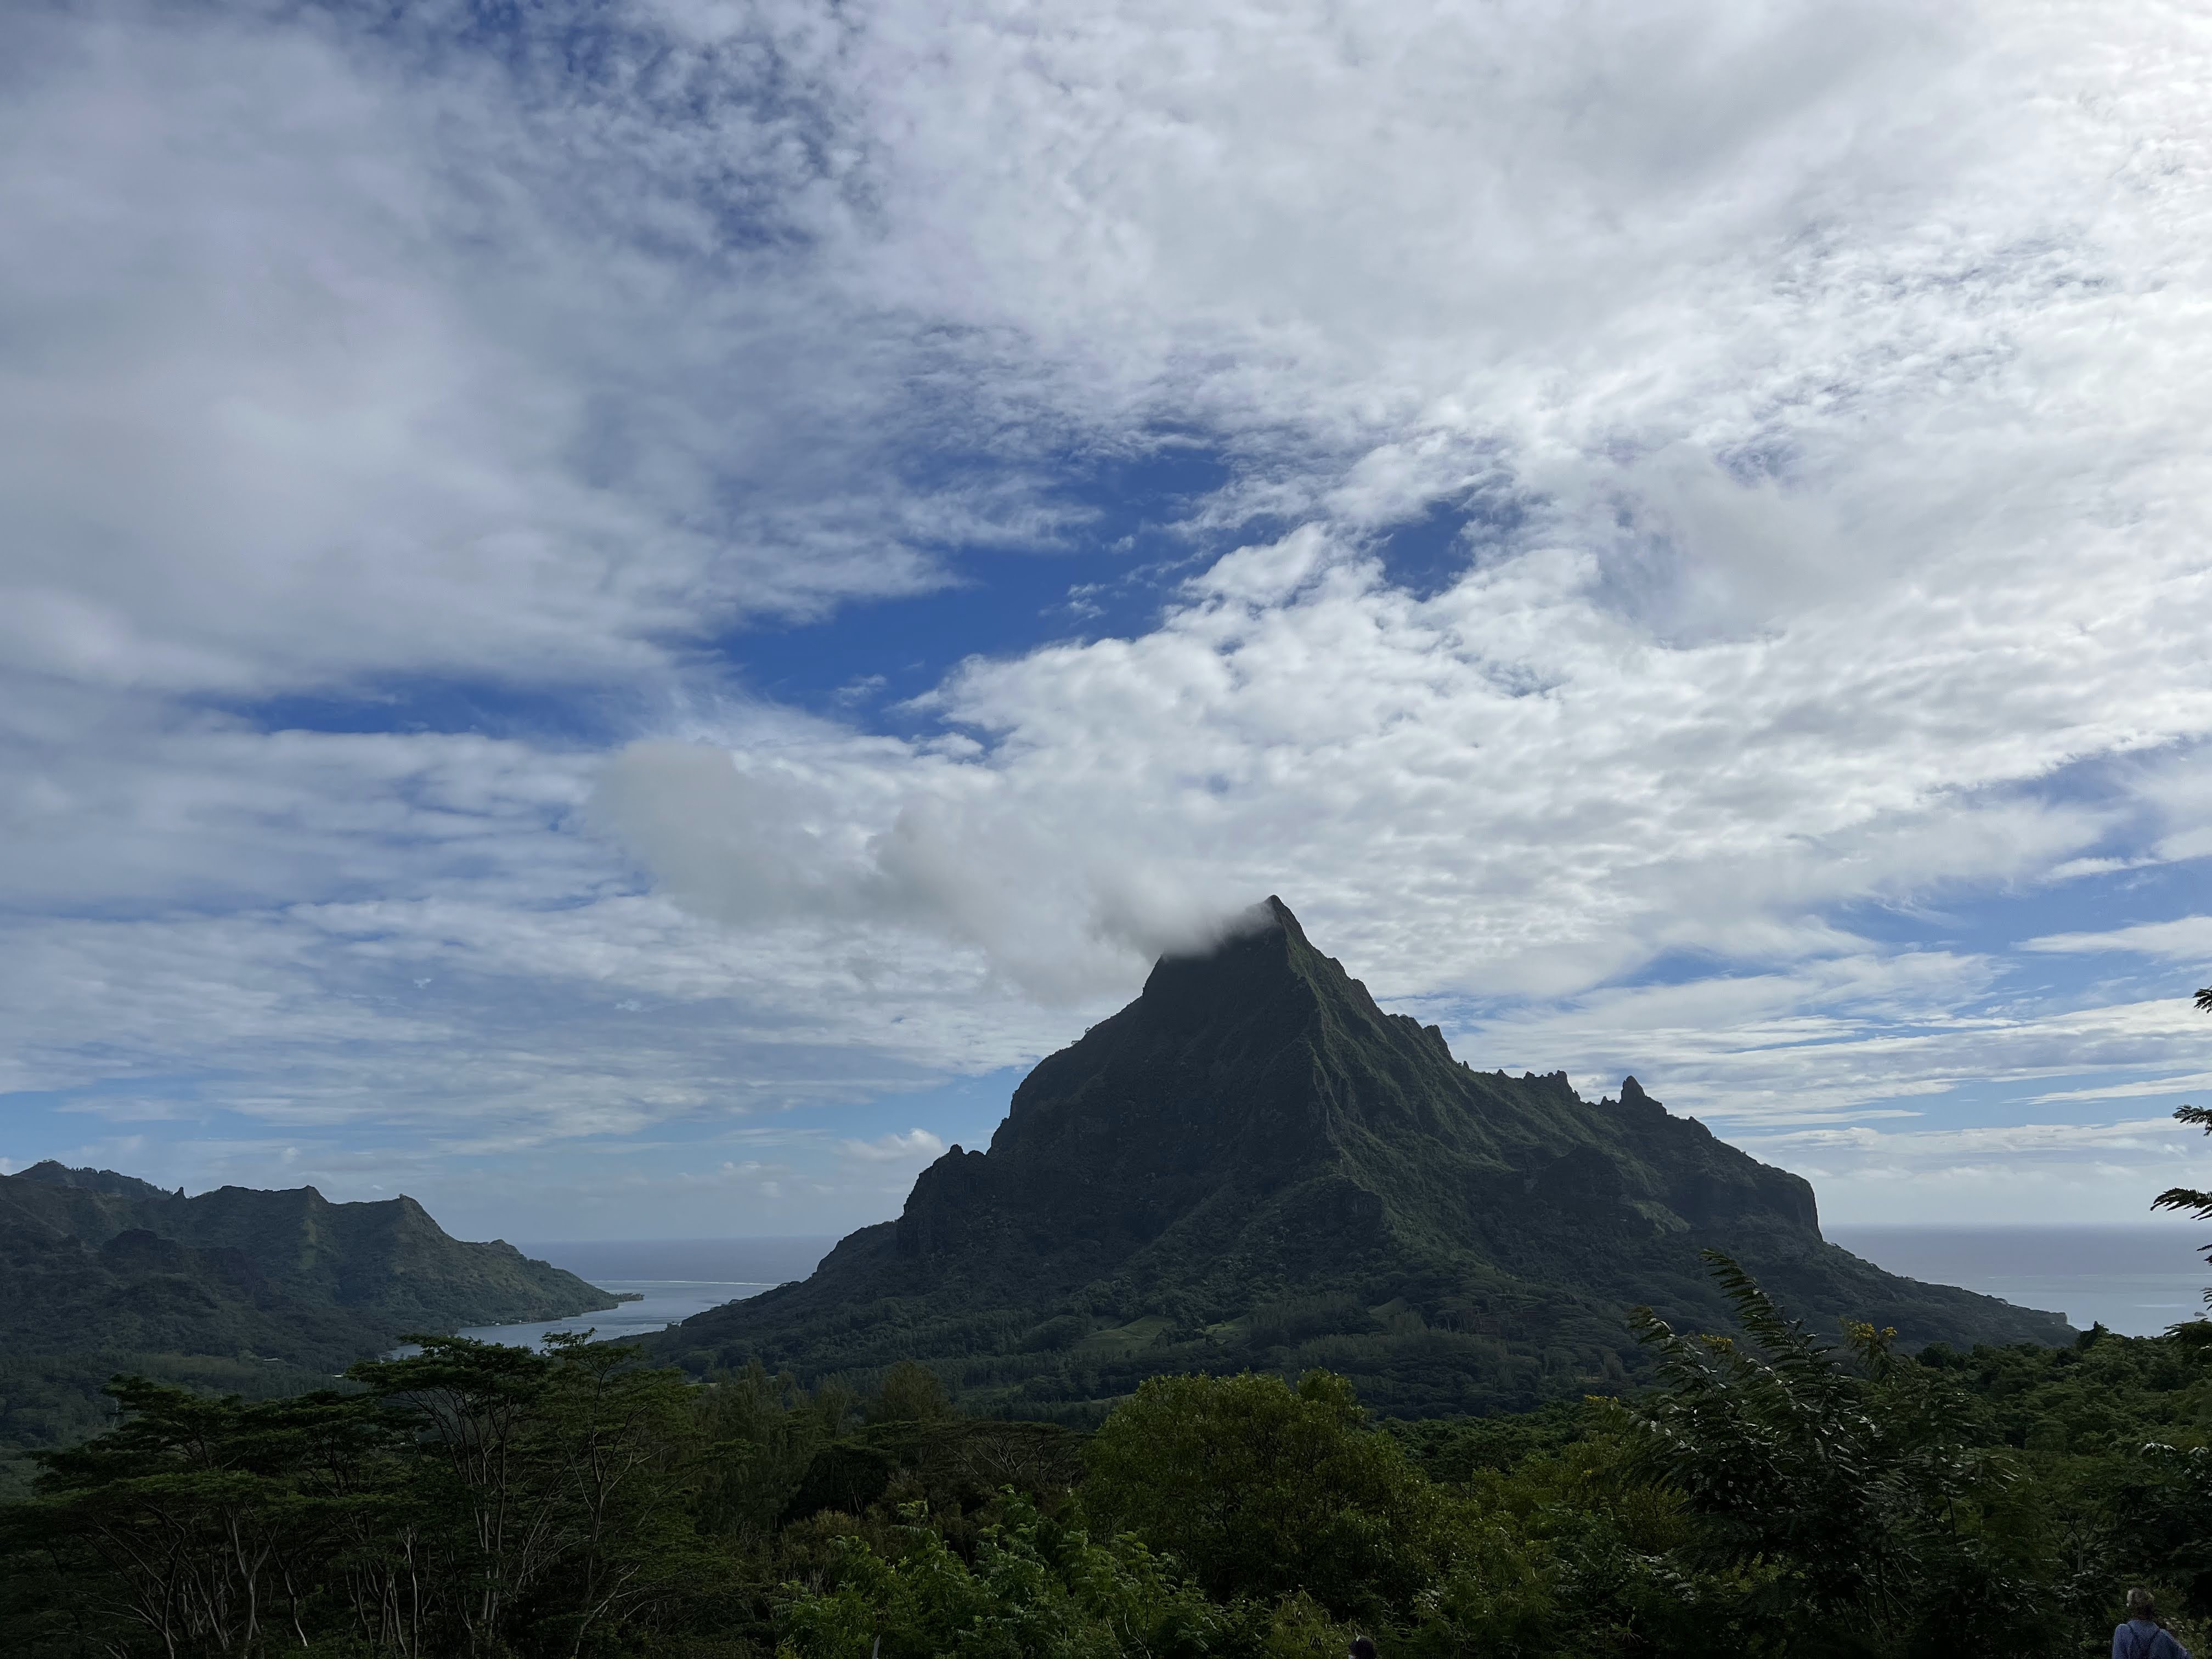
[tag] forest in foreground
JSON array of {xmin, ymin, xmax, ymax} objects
[{"xmin": 2, "ymin": 1256, "xmax": 2209, "ymax": 1659}]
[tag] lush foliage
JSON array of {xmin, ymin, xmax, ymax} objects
[
  {"xmin": 1083, "ymin": 1369, "xmax": 1445, "ymax": 1619},
  {"xmin": 1622, "ymin": 1254, "xmax": 2043, "ymax": 1655},
  {"xmin": 6, "ymin": 1263, "xmax": 2211, "ymax": 1658},
  {"xmin": 2152, "ymin": 1100, "xmax": 2212, "ymax": 1317},
  {"xmin": 1, "ymin": 1334, "xmax": 723, "ymax": 1658},
  {"xmin": 777, "ymin": 1497, "xmax": 1235, "ymax": 1659}
]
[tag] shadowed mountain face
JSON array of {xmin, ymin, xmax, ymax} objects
[
  {"xmin": 0, "ymin": 1164, "xmax": 615, "ymax": 1453},
  {"xmin": 2, "ymin": 1163, "xmax": 613, "ymax": 1336},
  {"xmin": 654, "ymin": 899, "xmax": 2069, "ymax": 1418}
]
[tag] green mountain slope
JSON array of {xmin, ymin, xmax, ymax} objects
[
  {"xmin": 652, "ymin": 898, "xmax": 2068, "ymax": 1417},
  {"xmin": 0, "ymin": 1164, "xmax": 614, "ymax": 1455}
]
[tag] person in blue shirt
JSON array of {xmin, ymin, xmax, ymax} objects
[{"xmin": 2115, "ymin": 1589, "xmax": 2191, "ymax": 1659}]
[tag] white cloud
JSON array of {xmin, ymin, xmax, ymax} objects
[
  {"xmin": 839, "ymin": 1129, "xmax": 947, "ymax": 1163},
  {"xmin": 591, "ymin": 511, "xmax": 2174, "ymax": 1015},
  {"xmin": 0, "ymin": 1, "xmax": 1018, "ymax": 706},
  {"xmin": 14, "ymin": 0, "xmax": 2207, "ymax": 712},
  {"xmin": 1453, "ymin": 963, "xmax": 2212, "ymax": 1128},
  {"xmin": 589, "ymin": 738, "xmax": 1263, "ymax": 1001},
  {"xmin": 1733, "ymin": 1113, "xmax": 2212, "ymax": 1225},
  {"xmin": 2025, "ymin": 918, "xmax": 2212, "ymax": 961},
  {"xmin": 2026, "ymin": 1075, "xmax": 2212, "ymax": 1105}
]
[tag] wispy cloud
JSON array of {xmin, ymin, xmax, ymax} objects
[
  {"xmin": 839, "ymin": 1129, "xmax": 948, "ymax": 1163},
  {"xmin": 2024, "ymin": 919, "xmax": 2212, "ymax": 960},
  {"xmin": 1730, "ymin": 1114, "xmax": 2212, "ymax": 1225}
]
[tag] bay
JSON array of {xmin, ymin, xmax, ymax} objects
[{"xmin": 409, "ymin": 1237, "xmax": 837, "ymax": 1355}]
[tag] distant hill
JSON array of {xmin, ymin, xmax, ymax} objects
[
  {"xmin": 651, "ymin": 898, "xmax": 2069, "ymax": 1418},
  {"xmin": 0, "ymin": 1164, "xmax": 614, "ymax": 1456}
]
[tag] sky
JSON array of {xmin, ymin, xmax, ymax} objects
[{"xmin": 5, "ymin": 0, "xmax": 2212, "ymax": 1244}]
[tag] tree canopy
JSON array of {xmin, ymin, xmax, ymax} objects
[{"xmin": 5, "ymin": 1264, "xmax": 2209, "ymax": 1657}]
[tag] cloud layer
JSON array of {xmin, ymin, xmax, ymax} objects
[{"xmin": 5, "ymin": 0, "xmax": 2212, "ymax": 1233}]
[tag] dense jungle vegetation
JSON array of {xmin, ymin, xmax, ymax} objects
[{"xmin": 4, "ymin": 1254, "xmax": 2210, "ymax": 1659}]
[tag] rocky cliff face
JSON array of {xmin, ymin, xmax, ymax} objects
[{"xmin": 654, "ymin": 899, "xmax": 2068, "ymax": 1417}]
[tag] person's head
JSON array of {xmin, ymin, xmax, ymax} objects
[
  {"xmin": 1350, "ymin": 1640, "xmax": 1378, "ymax": 1659},
  {"xmin": 2128, "ymin": 1589, "xmax": 2157, "ymax": 1620}
]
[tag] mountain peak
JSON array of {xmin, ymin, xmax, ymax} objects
[
  {"xmin": 652, "ymin": 897, "xmax": 2071, "ymax": 1415},
  {"xmin": 1144, "ymin": 893, "xmax": 1299, "ymax": 966},
  {"xmin": 12, "ymin": 1161, "xmax": 177, "ymax": 1202},
  {"xmin": 1134, "ymin": 894, "xmax": 1385, "ymax": 1041}
]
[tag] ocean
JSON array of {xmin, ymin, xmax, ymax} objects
[
  {"xmin": 1828, "ymin": 1224, "xmax": 2210, "ymax": 1339},
  {"xmin": 433, "ymin": 1227, "xmax": 2209, "ymax": 1352}
]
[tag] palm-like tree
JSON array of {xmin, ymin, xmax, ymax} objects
[{"xmin": 2149, "ymin": 989, "xmax": 2212, "ymax": 1316}]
